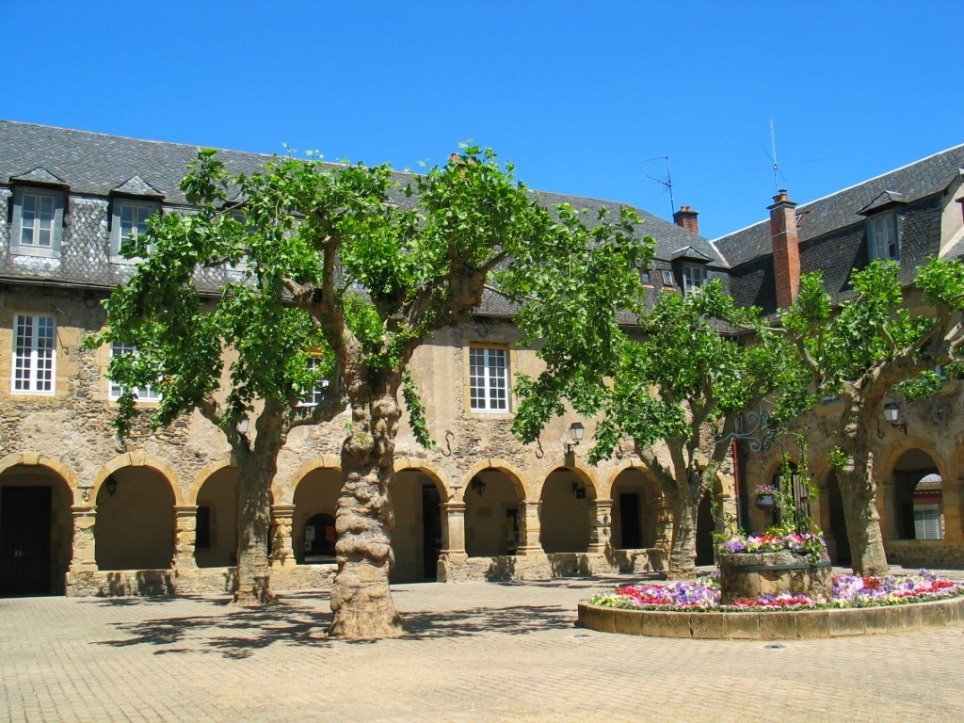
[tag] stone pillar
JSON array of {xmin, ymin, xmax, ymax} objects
[
  {"xmin": 270, "ymin": 504, "xmax": 297, "ymax": 568},
  {"xmin": 440, "ymin": 501, "xmax": 467, "ymax": 557},
  {"xmin": 69, "ymin": 505, "xmax": 98, "ymax": 572},
  {"xmin": 517, "ymin": 501, "xmax": 545, "ymax": 555},
  {"xmin": 940, "ymin": 474, "xmax": 962, "ymax": 543},
  {"xmin": 588, "ymin": 500, "xmax": 612, "ymax": 553},
  {"xmin": 880, "ymin": 480, "xmax": 898, "ymax": 543},
  {"xmin": 173, "ymin": 505, "xmax": 199, "ymax": 571}
]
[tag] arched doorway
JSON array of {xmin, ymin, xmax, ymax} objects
[
  {"xmin": 464, "ymin": 468, "xmax": 525, "ymax": 557},
  {"xmin": 95, "ymin": 466, "xmax": 175, "ymax": 570},
  {"xmin": 292, "ymin": 468, "xmax": 340, "ymax": 564},
  {"xmin": 610, "ymin": 468, "xmax": 658, "ymax": 549},
  {"xmin": 539, "ymin": 467, "xmax": 593, "ymax": 553},
  {"xmin": 390, "ymin": 468, "xmax": 445, "ymax": 582},
  {"xmin": 892, "ymin": 449, "xmax": 943, "ymax": 540},
  {"xmin": 195, "ymin": 467, "xmax": 240, "ymax": 568},
  {"xmin": 0, "ymin": 464, "xmax": 73, "ymax": 596},
  {"xmin": 825, "ymin": 472, "xmax": 851, "ymax": 564}
]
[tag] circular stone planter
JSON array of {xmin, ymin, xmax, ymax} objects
[
  {"xmin": 577, "ymin": 595, "xmax": 964, "ymax": 640},
  {"xmin": 719, "ymin": 550, "xmax": 832, "ymax": 604}
]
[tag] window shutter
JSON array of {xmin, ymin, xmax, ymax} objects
[
  {"xmin": 52, "ymin": 193, "xmax": 65, "ymax": 249},
  {"xmin": 11, "ymin": 189, "xmax": 23, "ymax": 246}
]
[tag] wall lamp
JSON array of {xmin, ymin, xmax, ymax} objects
[
  {"xmin": 564, "ymin": 422, "xmax": 585, "ymax": 454},
  {"xmin": 105, "ymin": 474, "xmax": 118, "ymax": 497},
  {"xmin": 571, "ymin": 481, "xmax": 587, "ymax": 499},
  {"xmin": 878, "ymin": 402, "xmax": 907, "ymax": 438},
  {"xmin": 471, "ymin": 476, "xmax": 486, "ymax": 497}
]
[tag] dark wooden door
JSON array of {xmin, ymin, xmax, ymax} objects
[
  {"xmin": 421, "ymin": 484, "xmax": 442, "ymax": 580},
  {"xmin": 1, "ymin": 486, "xmax": 52, "ymax": 596},
  {"xmin": 619, "ymin": 493, "xmax": 641, "ymax": 548}
]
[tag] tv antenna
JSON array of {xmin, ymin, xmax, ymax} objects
[
  {"xmin": 723, "ymin": 119, "xmax": 828, "ymax": 191},
  {"xmin": 643, "ymin": 155, "xmax": 675, "ymax": 218}
]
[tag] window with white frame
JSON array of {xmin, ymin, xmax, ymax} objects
[
  {"xmin": 660, "ymin": 269, "xmax": 675, "ymax": 287},
  {"xmin": 868, "ymin": 212, "xmax": 899, "ymax": 261},
  {"xmin": 680, "ymin": 264, "xmax": 707, "ymax": 295},
  {"xmin": 111, "ymin": 200, "xmax": 159, "ymax": 258},
  {"xmin": 108, "ymin": 343, "xmax": 161, "ymax": 401},
  {"xmin": 913, "ymin": 504, "xmax": 941, "ymax": 540},
  {"xmin": 12, "ymin": 314, "xmax": 56, "ymax": 394},
  {"xmin": 299, "ymin": 355, "xmax": 328, "ymax": 406},
  {"xmin": 469, "ymin": 346, "xmax": 509, "ymax": 412},
  {"xmin": 12, "ymin": 188, "xmax": 64, "ymax": 256}
]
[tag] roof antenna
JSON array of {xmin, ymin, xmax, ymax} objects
[
  {"xmin": 643, "ymin": 155, "xmax": 675, "ymax": 218},
  {"xmin": 769, "ymin": 118, "xmax": 780, "ymax": 192}
]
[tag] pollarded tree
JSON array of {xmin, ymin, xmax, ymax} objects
[
  {"xmin": 510, "ymin": 279, "xmax": 790, "ymax": 578},
  {"xmin": 108, "ymin": 146, "xmax": 652, "ymax": 638},
  {"xmin": 778, "ymin": 258, "xmax": 963, "ymax": 575}
]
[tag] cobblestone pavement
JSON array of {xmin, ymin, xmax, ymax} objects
[{"xmin": 1, "ymin": 567, "xmax": 962, "ymax": 722}]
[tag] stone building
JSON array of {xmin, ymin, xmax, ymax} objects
[
  {"xmin": 715, "ymin": 144, "xmax": 964, "ymax": 568},
  {"xmin": 0, "ymin": 120, "xmax": 732, "ymax": 597}
]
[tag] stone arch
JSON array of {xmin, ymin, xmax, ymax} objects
[
  {"xmin": 0, "ymin": 452, "xmax": 82, "ymax": 505},
  {"xmin": 878, "ymin": 437, "xmax": 949, "ymax": 484},
  {"xmin": 889, "ymin": 446, "xmax": 945, "ymax": 541},
  {"xmin": 91, "ymin": 452, "xmax": 184, "ymax": 506},
  {"xmin": 394, "ymin": 458, "xmax": 451, "ymax": 502},
  {"xmin": 609, "ymin": 465, "xmax": 662, "ymax": 550},
  {"xmin": 0, "ymin": 452, "xmax": 77, "ymax": 595},
  {"xmin": 535, "ymin": 464, "xmax": 600, "ymax": 501},
  {"xmin": 602, "ymin": 461, "xmax": 653, "ymax": 501},
  {"xmin": 187, "ymin": 458, "xmax": 235, "ymax": 505},
  {"xmin": 291, "ymin": 463, "xmax": 342, "ymax": 565},
  {"xmin": 458, "ymin": 459, "xmax": 530, "ymax": 503},
  {"xmin": 281, "ymin": 455, "xmax": 342, "ymax": 506}
]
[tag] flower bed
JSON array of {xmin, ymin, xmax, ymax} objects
[
  {"xmin": 720, "ymin": 532, "xmax": 826, "ymax": 560},
  {"xmin": 590, "ymin": 570, "xmax": 964, "ymax": 612}
]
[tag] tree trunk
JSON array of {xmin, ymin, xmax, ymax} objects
[
  {"xmin": 329, "ymin": 392, "xmax": 404, "ymax": 639},
  {"xmin": 666, "ymin": 487, "xmax": 698, "ymax": 579},
  {"xmin": 233, "ymin": 448, "xmax": 277, "ymax": 606},
  {"xmin": 837, "ymin": 444, "xmax": 889, "ymax": 576}
]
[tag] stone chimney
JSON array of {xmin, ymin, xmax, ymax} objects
[
  {"xmin": 673, "ymin": 205, "xmax": 699, "ymax": 234},
  {"xmin": 768, "ymin": 189, "xmax": 800, "ymax": 308}
]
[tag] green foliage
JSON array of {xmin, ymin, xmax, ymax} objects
[
  {"xmin": 828, "ymin": 446, "xmax": 848, "ymax": 471},
  {"xmin": 401, "ymin": 371, "xmax": 435, "ymax": 450}
]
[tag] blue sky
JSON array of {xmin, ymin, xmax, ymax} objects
[{"xmin": 2, "ymin": 1, "xmax": 961, "ymax": 239}]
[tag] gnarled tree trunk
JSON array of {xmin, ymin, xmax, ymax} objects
[
  {"xmin": 233, "ymin": 449, "xmax": 280, "ymax": 606},
  {"xmin": 836, "ymin": 437, "xmax": 889, "ymax": 576},
  {"xmin": 329, "ymin": 389, "xmax": 404, "ymax": 639},
  {"xmin": 232, "ymin": 408, "xmax": 286, "ymax": 607},
  {"xmin": 665, "ymin": 485, "xmax": 698, "ymax": 579}
]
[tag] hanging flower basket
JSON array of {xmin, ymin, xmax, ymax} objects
[{"xmin": 755, "ymin": 493, "xmax": 775, "ymax": 510}]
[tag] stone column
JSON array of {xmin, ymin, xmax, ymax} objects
[
  {"xmin": 440, "ymin": 501, "xmax": 467, "ymax": 557},
  {"xmin": 270, "ymin": 504, "xmax": 297, "ymax": 568},
  {"xmin": 173, "ymin": 505, "xmax": 199, "ymax": 572},
  {"xmin": 588, "ymin": 500, "xmax": 612, "ymax": 553},
  {"xmin": 69, "ymin": 505, "xmax": 98, "ymax": 573},
  {"xmin": 940, "ymin": 474, "xmax": 962, "ymax": 543},
  {"xmin": 517, "ymin": 501, "xmax": 545, "ymax": 555}
]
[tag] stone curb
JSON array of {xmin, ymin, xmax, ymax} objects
[{"xmin": 576, "ymin": 595, "xmax": 964, "ymax": 639}]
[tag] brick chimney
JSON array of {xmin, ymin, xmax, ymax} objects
[
  {"xmin": 768, "ymin": 189, "xmax": 800, "ymax": 308},
  {"xmin": 673, "ymin": 205, "xmax": 699, "ymax": 234}
]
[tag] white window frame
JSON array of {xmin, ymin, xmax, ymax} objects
[
  {"xmin": 111, "ymin": 199, "xmax": 160, "ymax": 261},
  {"xmin": 680, "ymin": 263, "xmax": 707, "ymax": 296},
  {"xmin": 11, "ymin": 187, "xmax": 64, "ymax": 258},
  {"xmin": 299, "ymin": 355, "xmax": 328, "ymax": 407},
  {"xmin": 868, "ymin": 212, "xmax": 899, "ymax": 261},
  {"xmin": 12, "ymin": 313, "xmax": 56, "ymax": 395},
  {"xmin": 660, "ymin": 269, "xmax": 675, "ymax": 287},
  {"xmin": 913, "ymin": 503, "xmax": 941, "ymax": 541},
  {"xmin": 469, "ymin": 346, "xmax": 509, "ymax": 412},
  {"xmin": 108, "ymin": 342, "xmax": 161, "ymax": 402}
]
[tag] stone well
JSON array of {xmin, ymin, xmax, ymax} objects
[{"xmin": 719, "ymin": 549, "xmax": 832, "ymax": 604}]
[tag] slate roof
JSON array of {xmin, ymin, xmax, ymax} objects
[
  {"xmin": 714, "ymin": 144, "xmax": 964, "ymax": 267},
  {"xmin": 0, "ymin": 120, "xmax": 724, "ymax": 267}
]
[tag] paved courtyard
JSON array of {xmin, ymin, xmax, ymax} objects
[{"xmin": 1, "ymin": 570, "xmax": 963, "ymax": 722}]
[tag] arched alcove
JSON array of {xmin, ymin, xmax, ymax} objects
[
  {"xmin": 464, "ymin": 468, "xmax": 525, "ymax": 557},
  {"xmin": 610, "ymin": 468, "xmax": 659, "ymax": 549},
  {"xmin": 292, "ymin": 468, "xmax": 341, "ymax": 564},
  {"xmin": 390, "ymin": 468, "xmax": 446, "ymax": 582},
  {"xmin": 194, "ymin": 466, "xmax": 240, "ymax": 568},
  {"xmin": 95, "ymin": 466, "xmax": 175, "ymax": 570},
  {"xmin": 539, "ymin": 467, "xmax": 594, "ymax": 553},
  {"xmin": 892, "ymin": 449, "xmax": 943, "ymax": 540}
]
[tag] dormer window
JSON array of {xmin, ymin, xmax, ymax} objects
[
  {"xmin": 10, "ymin": 185, "xmax": 66, "ymax": 258},
  {"xmin": 111, "ymin": 200, "xmax": 159, "ymax": 259},
  {"xmin": 867, "ymin": 212, "xmax": 899, "ymax": 261},
  {"xmin": 680, "ymin": 263, "xmax": 706, "ymax": 295}
]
